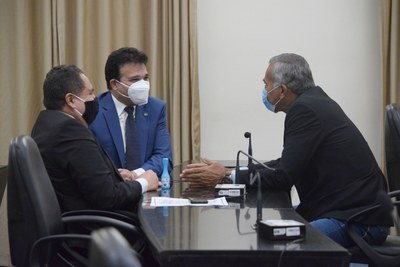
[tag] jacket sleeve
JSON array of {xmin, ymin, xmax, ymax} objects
[
  {"xmin": 237, "ymin": 159, "xmax": 292, "ymax": 190},
  {"xmin": 141, "ymin": 102, "xmax": 173, "ymax": 176},
  {"xmin": 56, "ymin": 121, "xmax": 143, "ymax": 210},
  {"xmin": 240, "ymin": 104, "xmax": 324, "ymax": 191}
]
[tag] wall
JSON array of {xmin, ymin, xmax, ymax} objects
[{"xmin": 197, "ymin": 0, "xmax": 382, "ymax": 165}]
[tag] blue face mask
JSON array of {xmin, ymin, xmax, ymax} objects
[{"xmin": 262, "ymin": 85, "xmax": 281, "ymax": 113}]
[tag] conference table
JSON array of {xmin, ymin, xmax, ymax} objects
[{"xmin": 138, "ymin": 161, "xmax": 351, "ymax": 267}]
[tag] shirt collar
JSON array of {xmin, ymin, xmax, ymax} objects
[{"xmin": 111, "ymin": 93, "xmax": 128, "ymax": 116}]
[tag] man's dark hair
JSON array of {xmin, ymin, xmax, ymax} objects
[
  {"xmin": 104, "ymin": 47, "xmax": 148, "ymax": 90},
  {"xmin": 43, "ymin": 65, "xmax": 84, "ymax": 110}
]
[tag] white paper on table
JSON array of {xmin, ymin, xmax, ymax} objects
[{"xmin": 150, "ymin": 197, "xmax": 228, "ymax": 207}]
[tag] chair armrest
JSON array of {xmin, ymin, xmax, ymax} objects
[
  {"xmin": 347, "ymin": 190, "xmax": 397, "ymax": 224},
  {"xmin": 61, "ymin": 215, "xmax": 142, "ymax": 241},
  {"xmin": 62, "ymin": 210, "xmax": 139, "ymax": 226},
  {"xmin": 345, "ymin": 190, "xmax": 400, "ymax": 266},
  {"xmin": 388, "ymin": 190, "xmax": 400, "ymax": 198},
  {"xmin": 29, "ymin": 234, "xmax": 91, "ymax": 267}
]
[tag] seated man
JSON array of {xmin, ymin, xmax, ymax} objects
[
  {"xmin": 180, "ymin": 53, "xmax": 392, "ymax": 248},
  {"xmin": 31, "ymin": 65, "xmax": 159, "ymax": 214},
  {"xmin": 90, "ymin": 47, "xmax": 172, "ymax": 178}
]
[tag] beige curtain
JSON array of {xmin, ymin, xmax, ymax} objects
[
  {"xmin": 0, "ymin": 0, "xmax": 200, "ymax": 165},
  {"xmin": 0, "ymin": 1, "xmax": 199, "ymax": 265},
  {"xmin": 0, "ymin": 0, "xmax": 52, "ymax": 166},
  {"xmin": 382, "ymin": 0, "xmax": 400, "ymax": 106}
]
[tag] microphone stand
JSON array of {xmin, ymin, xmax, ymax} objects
[
  {"xmin": 236, "ymin": 150, "xmax": 275, "ymax": 229},
  {"xmin": 235, "ymin": 209, "xmax": 254, "ymax": 235}
]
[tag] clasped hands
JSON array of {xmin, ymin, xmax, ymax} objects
[
  {"xmin": 180, "ymin": 158, "xmax": 230, "ymax": 187},
  {"xmin": 118, "ymin": 169, "xmax": 160, "ymax": 191},
  {"xmin": 118, "ymin": 169, "xmax": 141, "ymax": 181}
]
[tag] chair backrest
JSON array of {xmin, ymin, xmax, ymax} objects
[
  {"xmin": 385, "ymin": 103, "xmax": 400, "ymax": 192},
  {"xmin": 89, "ymin": 227, "xmax": 142, "ymax": 267},
  {"xmin": 7, "ymin": 135, "xmax": 63, "ymax": 267}
]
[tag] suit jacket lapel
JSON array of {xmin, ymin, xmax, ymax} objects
[{"xmin": 102, "ymin": 93, "xmax": 126, "ymax": 167}]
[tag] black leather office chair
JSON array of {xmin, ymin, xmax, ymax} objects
[
  {"xmin": 385, "ymin": 103, "xmax": 400, "ymax": 233},
  {"xmin": 346, "ymin": 190, "xmax": 400, "ymax": 267},
  {"xmin": 89, "ymin": 227, "xmax": 143, "ymax": 267},
  {"xmin": 385, "ymin": 103, "xmax": 400, "ymax": 192},
  {"xmin": 7, "ymin": 135, "xmax": 141, "ymax": 267}
]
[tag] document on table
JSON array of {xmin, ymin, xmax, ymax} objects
[{"xmin": 150, "ymin": 197, "xmax": 228, "ymax": 207}]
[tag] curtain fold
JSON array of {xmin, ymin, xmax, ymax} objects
[
  {"xmin": 142, "ymin": 0, "xmax": 200, "ymax": 164},
  {"xmin": 382, "ymin": 0, "xmax": 400, "ymax": 106},
  {"xmin": 0, "ymin": 0, "xmax": 53, "ymax": 164}
]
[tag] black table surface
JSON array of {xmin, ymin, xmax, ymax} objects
[{"xmin": 138, "ymin": 162, "xmax": 350, "ymax": 267}]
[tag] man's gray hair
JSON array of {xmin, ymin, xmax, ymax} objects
[{"xmin": 269, "ymin": 53, "xmax": 315, "ymax": 95}]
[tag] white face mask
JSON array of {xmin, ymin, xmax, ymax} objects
[{"xmin": 115, "ymin": 79, "xmax": 150, "ymax": 106}]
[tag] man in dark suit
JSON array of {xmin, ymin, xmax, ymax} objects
[
  {"xmin": 31, "ymin": 65, "xmax": 159, "ymax": 213},
  {"xmin": 89, "ymin": 47, "xmax": 172, "ymax": 178},
  {"xmin": 180, "ymin": 53, "xmax": 392, "ymax": 248}
]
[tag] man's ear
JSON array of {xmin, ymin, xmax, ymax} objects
[
  {"xmin": 281, "ymin": 84, "xmax": 289, "ymax": 93},
  {"xmin": 110, "ymin": 79, "xmax": 118, "ymax": 90},
  {"xmin": 281, "ymin": 83, "xmax": 296, "ymax": 97},
  {"xmin": 65, "ymin": 93, "xmax": 76, "ymax": 108}
]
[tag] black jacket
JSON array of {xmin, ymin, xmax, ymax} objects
[
  {"xmin": 239, "ymin": 86, "xmax": 392, "ymax": 225},
  {"xmin": 31, "ymin": 110, "xmax": 142, "ymax": 212}
]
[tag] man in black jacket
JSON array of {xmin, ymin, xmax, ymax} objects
[
  {"xmin": 31, "ymin": 65, "xmax": 159, "ymax": 214},
  {"xmin": 181, "ymin": 53, "xmax": 392, "ymax": 248}
]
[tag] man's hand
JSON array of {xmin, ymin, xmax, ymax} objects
[
  {"xmin": 180, "ymin": 158, "xmax": 226, "ymax": 187},
  {"xmin": 139, "ymin": 170, "xmax": 159, "ymax": 191},
  {"xmin": 118, "ymin": 168, "xmax": 138, "ymax": 181}
]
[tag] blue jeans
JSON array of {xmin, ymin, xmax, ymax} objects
[{"xmin": 309, "ymin": 218, "xmax": 389, "ymax": 248}]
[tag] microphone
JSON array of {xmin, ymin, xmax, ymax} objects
[
  {"xmin": 236, "ymin": 150, "xmax": 275, "ymax": 228},
  {"xmin": 244, "ymin": 132, "xmax": 252, "ymax": 166}
]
